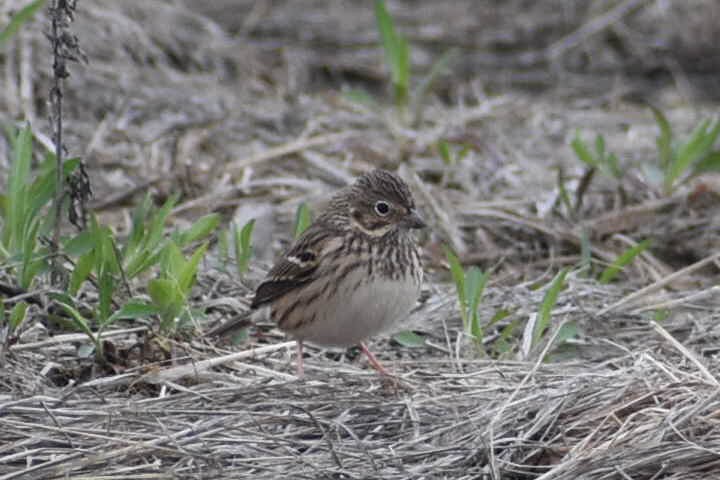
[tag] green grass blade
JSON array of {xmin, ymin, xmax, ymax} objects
[
  {"xmin": 392, "ymin": 330, "xmax": 425, "ymax": 348},
  {"xmin": 492, "ymin": 318, "xmax": 520, "ymax": 356},
  {"xmin": 148, "ymin": 277, "xmax": 184, "ymax": 331},
  {"xmin": 179, "ymin": 242, "xmax": 208, "ymax": 293},
  {"xmin": 0, "ymin": 0, "xmax": 46, "ymax": 46},
  {"xmin": 544, "ymin": 321, "xmax": 579, "ymax": 361},
  {"xmin": 555, "ymin": 321, "xmax": 577, "ymax": 345},
  {"xmin": 686, "ymin": 119, "xmax": 720, "ymax": 167},
  {"xmin": 69, "ymin": 250, "xmax": 94, "ymax": 295},
  {"xmin": 692, "ymin": 150, "xmax": 720, "ymax": 175},
  {"xmin": 146, "ymin": 195, "xmax": 177, "ymax": 250},
  {"xmin": 64, "ymin": 230, "xmax": 95, "ymax": 256},
  {"xmin": 650, "ymin": 106, "xmax": 673, "ymax": 171},
  {"xmin": 19, "ymin": 218, "xmax": 41, "ymax": 289},
  {"xmin": 0, "ymin": 193, "xmax": 7, "ymax": 221},
  {"xmin": 533, "ymin": 268, "xmax": 568, "ymax": 347},
  {"xmin": 97, "ymin": 270, "xmax": 114, "ymax": 326},
  {"xmin": 571, "ymin": 131, "xmax": 597, "ymax": 168},
  {"xmin": 148, "ymin": 278, "xmax": 178, "ymax": 312},
  {"xmin": 465, "ymin": 267, "xmax": 488, "ymax": 339},
  {"xmin": 9, "ymin": 301, "xmax": 28, "ymax": 329},
  {"xmin": 669, "ymin": 119, "xmax": 715, "ymax": 186},
  {"xmin": 123, "ymin": 193, "xmax": 152, "ymax": 260},
  {"xmin": 234, "ymin": 219, "xmax": 255, "ymax": 276},
  {"xmin": 443, "ymin": 245, "xmax": 467, "ymax": 329},
  {"xmin": 106, "ymin": 300, "xmax": 160, "ymax": 325},
  {"xmin": 579, "ymin": 228, "xmax": 592, "ymax": 274},
  {"xmin": 599, "ymin": 239, "xmax": 651, "ymax": 284},
  {"xmin": 124, "ymin": 196, "xmax": 177, "ymax": 279},
  {"xmin": 556, "ymin": 167, "xmax": 574, "ymax": 218},
  {"xmin": 342, "ymin": 89, "xmax": 378, "ymax": 107},
  {"xmin": 394, "ymin": 37, "xmax": 410, "ymax": 107},
  {"xmin": 161, "ymin": 241, "xmax": 185, "ymax": 281},
  {"xmin": 28, "ymin": 157, "xmax": 79, "ymax": 220},
  {"xmin": 437, "ymin": 139, "xmax": 452, "ymax": 165},
  {"xmin": 605, "ymin": 152, "xmax": 622, "ymax": 179},
  {"xmin": 57, "ymin": 301, "xmax": 96, "ymax": 343},
  {"xmin": 6, "ymin": 125, "xmax": 33, "ymax": 250},
  {"xmin": 174, "ymin": 213, "xmax": 220, "ymax": 247},
  {"xmin": 294, "ymin": 203, "xmax": 312, "ymax": 238},
  {"xmin": 595, "ymin": 134, "xmax": 605, "ymax": 159},
  {"xmin": 374, "ymin": 0, "xmax": 409, "ymax": 107}
]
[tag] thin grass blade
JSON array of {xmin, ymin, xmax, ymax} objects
[{"xmin": 599, "ymin": 239, "xmax": 651, "ymax": 284}]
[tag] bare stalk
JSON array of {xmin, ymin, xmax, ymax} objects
[
  {"xmin": 49, "ymin": 1, "xmax": 64, "ymax": 284},
  {"xmin": 47, "ymin": 0, "xmax": 83, "ymax": 285}
]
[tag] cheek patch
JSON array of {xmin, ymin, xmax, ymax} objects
[{"xmin": 350, "ymin": 212, "xmax": 393, "ymax": 237}]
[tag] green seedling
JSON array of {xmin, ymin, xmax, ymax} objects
[
  {"xmin": 494, "ymin": 319, "xmax": 521, "ymax": 357},
  {"xmin": 374, "ymin": 0, "xmax": 454, "ymax": 125},
  {"xmin": 66, "ymin": 216, "xmax": 121, "ymax": 298},
  {"xmin": 375, "ymin": 0, "xmax": 410, "ymax": 113},
  {"xmin": 63, "ymin": 195, "xmax": 218, "ymax": 342},
  {"xmin": 10, "ymin": 301, "xmax": 28, "ymax": 330},
  {"xmin": 569, "ymin": 131, "xmax": 626, "ymax": 214},
  {"xmin": 3, "ymin": 300, "xmax": 28, "ymax": 332},
  {"xmin": 172, "ymin": 213, "xmax": 220, "ymax": 248},
  {"xmin": 57, "ymin": 297, "xmax": 157, "ymax": 362},
  {"xmin": 556, "ymin": 166, "xmax": 575, "ymax": 219},
  {"xmin": 437, "ymin": 139, "xmax": 471, "ymax": 166},
  {"xmin": 653, "ymin": 309, "xmax": 670, "ymax": 323},
  {"xmin": 148, "ymin": 241, "xmax": 208, "ymax": 332},
  {"xmin": 545, "ymin": 320, "xmax": 579, "ymax": 362},
  {"xmin": 392, "ymin": 330, "xmax": 425, "ymax": 348},
  {"xmin": 650, "ymin": 107, "xmax": 720, "ymax": 194},
  {"xmin": 485, "ymin": 309, "xmax": 515, "ymax": 357},
  {"xmin": 0, "ymin": 125, "xmax": 79, "ymax": 289},
  {"xmin": 0, "ymin": 0, "xmax": 45, "ymax": 46},
  {"xmin": 571, "ymin": 131, "xmax": 622, "ymax": 180},
  {"xmin": 233, "ymin": 219, "xmax": 255, "ymax": 276},
  {"xmin": 445, "ymin": 246, "xmax": 489, "ymax": 342},
  {"xmin": 532, "ymin": 268, "xmax": 568, "ymax": 349},
  {"xmin": 119, "ymin": 193, "xmax": 218, "ymax": 280},
  {"xmin": 294, "ymin": 202, "xmax": 312, "ymax": 238},
  {"xmin": 599, "ymin": 239, "xmax": 651, "ymax": 284},
  {"xmin": 60, "ymin": 217, "xmax": 159, "ymax": 361},
  {"xmin": 121, "ymin": 194, "xmax": 176, "ymax": 279}
]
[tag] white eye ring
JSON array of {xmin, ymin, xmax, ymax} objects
[{"xmin": 374, "ymin": 200, "xmax": 390, "ymax": 216}]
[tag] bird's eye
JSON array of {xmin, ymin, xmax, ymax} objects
[{"xmin": 374, "ymin": 200, "xmax": 390, "ymax": 216}]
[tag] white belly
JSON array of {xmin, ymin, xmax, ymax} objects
[{"xmin": 291, "ymin": 269, "xmax": 421, "ymax": 347}]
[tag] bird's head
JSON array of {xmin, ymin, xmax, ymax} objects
[{"xmin": 341, "ymin": 169, "xmax": 426, "ymax": 238}]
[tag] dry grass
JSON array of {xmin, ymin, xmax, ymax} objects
[
  {"xmin": 1, "ymin": 0, "xmax": 720, "ymax": 478},
  {"xmin": 2, "ymin": 337, "xmax": 720, "ymax": 479}
]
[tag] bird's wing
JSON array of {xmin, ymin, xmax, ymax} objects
[{"xmin": 251, "ymin": 225, "xmax": 334, "ymax": 308}]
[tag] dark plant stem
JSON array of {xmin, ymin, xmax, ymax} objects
[{"xmin": 49, "ymin": 0, "xmax": 65, "ymax": 286}]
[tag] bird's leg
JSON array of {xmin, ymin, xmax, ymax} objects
[
  {"xmin": 296, "ymin": 340, "xmax": 304, "ymax": 378},
  {"xmin": 359, "ymin": 342, "xmax": 392, "ymax": 376}
]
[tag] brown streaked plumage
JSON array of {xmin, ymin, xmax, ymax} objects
[{"xmin": 214, "ymin": 169, "xmax": 425, "ymax": 377}]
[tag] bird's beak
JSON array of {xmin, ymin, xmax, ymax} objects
[{"xmin": 402, "ymin": 209, "xmax": 426, "ymax": 229}]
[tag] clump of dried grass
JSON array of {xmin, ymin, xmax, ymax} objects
[{"xmin": 1, "ymin": 343, "xmax": 719, "ymax": 479}]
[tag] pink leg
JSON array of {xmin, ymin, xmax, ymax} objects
[
  {"xmin": 296, "ymin": 340, "xmax": 304, "ymax": 378},
  {"xmin": 359, "ymin": 342, "xmax": 391, "ymax": 376}
]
